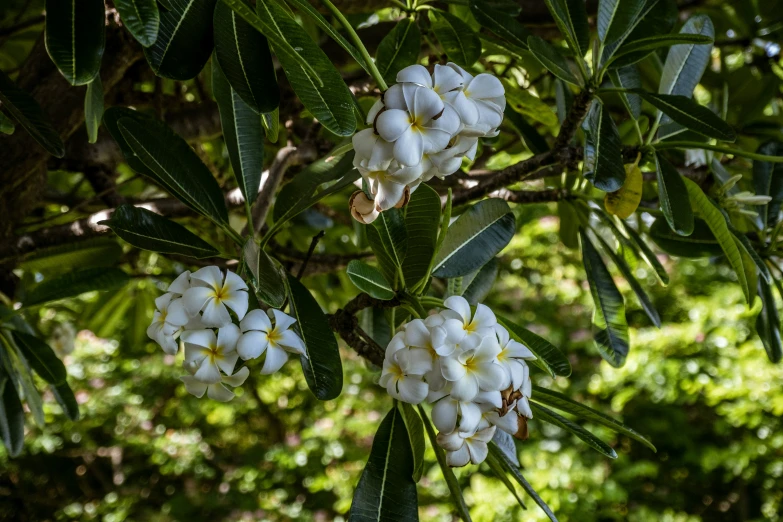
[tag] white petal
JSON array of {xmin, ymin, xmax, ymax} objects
[
  {"xmin": 396, "ymin": 64, "xmax": 433, "ymax": 87},
  {"xmin": 397, "ymin": 377, "xmax": 428, "ymax": 404},
  {"xmin": 446, "ymin": 445, "xmax": 471, "ymax": 467},
  {"xmin": 386, "ymin": 331, "xmax": 406, "ymax": 356},
  {"xmin": 450, "ymin": 374, "xmax": 479, "ymax": 401},
  {"xmin": 167, "ymin": 271, "xmax": 191, "ymax": 295},
  {"xmin": 474, "ymin": 335, "xmax": 502, "ymax": 361},
  {"xmin": 166, "ymin": 298, "xmax": 190, "ymax": 327},
  {"xmin": 458, "ymin": 401, "xmax": 483, "ymax": 435},
  {"xmin": 440, "ymin": 356, "xmax": 467, "ymax": 381},
  {"xmin": 444, "ymin": 295, "xmax": 471, "ymax": 324},
  {"xmin": 200, "ymin": 299, "xmax": 231, "ymax": 328},
  {"xmin": 261, "ymin": 345, "xmax": 289, "ymax": 374},
  {"xmin": 494, "ymin": 324, "xmax": 510, "ymax": 346},
  {"xmin": 278, "ymin": 329, "xmax": 306, "ymax": 355},
  {"xmin": 432, "ymin": 398, "xmax": 458, "ymax": 433},
  {"xmin": 157, "ymin": 333, "xmax": 179, "ymax": 356},
  {"xmin": 443, "ymin": 90, "xmax": 479, "ymax": 125},
  {"xmin": 222, "ymin": 290, "xmax": 248, "ymax": 321},
  {"xmin": 442, "ymin": 318, "xmax": 467, "ymax": 344},
  {"xmin": 181, "ymin": 376, "xmax": 208, "ymax": 398},
  {"xmin": 472, "ymin": 425, "xmax": 497, "ymax": 443},
  {"xmin": 155, "ymin": 293, "xmax": 174, "ymax": 312},
  {"xmin": 376, "ymin": 109, "xmax": 411, "ymax": 142},
  {"xmin": 427, "ymin": 104, "xmax": 461, "ymax": 136},
  {"xmin": 366, "ymin": 99, "xmax": 384, "ymax": 125},
  {"xmin": 240, "ymin": 309, "xmax": 272, "ymax": 332},
  {"xmin": 490, "ymin": 410, "xmax": 519, "ymax": 435},
  {"xmin": 375, "ymin": 180, "xmax": 407, "ymax": 211},
  {"xmin": 393, "ymin": 129, "xmax": 424, "ymax": 167},
  {"xmin": 223, "ymin": 366, "xmax": 250, "ymax": 387},
  {"xmin": 474, "ymin": 390, "xmax": 502, "ymax": 408},
  {"xmin": 433, "ymin": 64, "xmax": 463, "ymax": 93},
  {"xmin": 270, "ymin": 309, "xmax": 296, "ymax": 331},
  {"xmin": 446, "ymin": 62, "xmax": 472, "ymax": 83},
  {"xmin": 475, "ymin": 362, "xmax": 507, "ymax": 391},
  {"xmin": 398, "ymin": 348, "xmax": 433, "ymax": 375},
  {"xmin": 516, "ymin": 396, "xmax": 533, "ymax": 418},
  {"xmin": 472, "ymin": 304, "xmax": 497, "ymax": 329},
  {"xmin": 437, "ymin": 430, "xmax": 465, "ymax": 451},
  {"xmin": 412, "ymin": 86, "xmax": 444, "ymax": 122},
  {"xmin": 466, "ymin": 74, "xmax": 504, "ymax": 100},
  {"xmin": 190, "ymin": 266, "xmax": 223, "ymax": 290},
  {"xmin": 420, "ymin": 127, "xmax": 452, "ymax": 154},
  {"xmin": 237, "ymin": 330, "xmax": 270, "ymax": 360},
  {"xmin": 216, "ymin": 323, "xmax": 241, "ymax": 352},
  {"xmin": 194, "ymin": 361, "xmax": 222, "ymax": 384},
  {"xmin": 382, "ymin": 84, "xmax": 407, "ymax": 110},
  {"xmin": 183, "ymin": 286, "xmax": 214, "ymax": 316},
  {"xmin": 181, "ymin": 329, "xmax": 215, "ymax": 351},
  {"xmin": 215, "ymin": 351, "xmax": 239, "ymax": 376},
  {"xmin": 467, "ymin": 439, "xmax": 489, "ymax": 464},
  {"xmin": 207, "ymin": 383, "xmax": 235, "ymax": 402}
]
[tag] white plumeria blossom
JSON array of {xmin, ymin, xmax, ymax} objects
[
  {"xmin": 181, "ymin": 324, "xmax": 241, "ymax": 384},
  {"xmin": 237, "ymin": 309, "xmax": 306, "ymax": 374},
  {"xmin": 378, "ymin": 297, "xmax": 534, "ymax": 467},
  {"xmin": 183, "ymin": 266, "xmax": 249, "ymax": 327},
  {"xmin": 182, "ymin": 366, "xmax": 250, "ymax": 402},
  {"xmin": 350, "ymin": 63, "xmax": 505, "ymax": 221}
]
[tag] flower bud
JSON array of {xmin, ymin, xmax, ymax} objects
[{"xmin": 349, "ymin": 191, "xmax": 380, "ymax": 224}]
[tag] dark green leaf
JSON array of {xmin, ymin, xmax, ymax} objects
[
  {"xmin": 366, "ymin": 226, "xmax": 400, "ymax": 293},
  {"xmin": 649, "ymin": 217, "xmax": 722, "ymax": 258},
  {"xmin": 543, "ymin": 0, "xmax": 589, "ymax": 56},
  {"xmin": 609, "ymin": 66, "xmax": 641, "ymax": 119},
  {"xmin": 100, "ymin": 205, "xmax": 220, "ymax": 258},
  {"xmin": 44, "ymin": 0, "xmax": 105, "ymax": 85},
  {"xmin": 287, "ymin": 275, "xmax": 343, "ymax": 401},
  {"xmin": 144, "ymin": 0, "xmax": 217, "ymax": 80},
  {"xmin": 0, "ymin": 70, "xmax": 64, "ymax": 157},
  {"xmin": 618, "ymin": 221, "xmax": 670, "ymax": 285},
  {"xmin": 349, "ymin": 406, "xmax": 418, "ymax": 521},
  {"xmin": 1, "ymin": 335, "xmax": 44, "ymax": 426},
  {"xmin": 753, "ymin": 142, "xmax": 783, "ymax": 228},
  {"xmin": 732, "ymin": 228, "xmax": 770, "ymax": 284},
  {"xmin": 527, "ymin": 36, "xmax": 580, "ymax": 86},
  {"xmin": 531, "ymin": 403, "xmax": 618, "ymax": 458},
  {"xmin": 632, "ymin": 91, "xmax": 736, "ymax": 141},
  {"xmin": 0, "ymin": 112, "xmax": 14, "ymax": 135},
  {"xmin": 470, "ymin": 0, "xmax": 531, "ymax": 53},
  {"xmin": 51, "ymin": 382, "xmax": 80, "ymax": 421},
  {"xmin": 213, "ymin": 0, "xmax": 279, "ymax": 114},
  {"xmin": 611, "ymin": 33, "xmax": 713, "ymax": 68},
  {"xmin": 433, "ymin": 199, "xmax": 515, "ymax": 278},
  {"xmin": 23, "ymin": 267, "xmax": 130, "ymax": 307},
  {"xmin": 581, "ymin": 230, "xmax": 629, "ymax": 367},
  {"xmin": 255, "ymin": 0, "xmax": 356, "ymax": 136},
  {"xmin": 402, "ymin": 184, "xmax": 440, "ymax": 289},
  {"xmin": 115, "ymin": 0, "xmax": 160, "ymax": 47},
  {"xmin": 116, "ymin": 114, "xmax": 229, "ymax": 224},
  {"xmin": 11, "ymin": 331, "xmax": 67, "ymax": 385},
  {"xmin": 531, "ymin": 385, "xmax": 656, "ymax": 451},
  {"xmin": 397, "ymin": 402, "xmax": 425, "ymax": 482},
  {"xmin": 484, "ymin": 448, "xmax": 527, "ymax": 510},
  {"xmin": 243, "ymin": 240, "xmax": 287, "ymax": 308},
  {"xmin": 756, "ymin": 279, "xmax": 783, "ymax": 363},
  {"xmin": 375, "ymin": 18, "xmax": 421, "ymax": 85},
  {"xmin": 601, "ymin": 0, "xmax": 678, "ymax": 67},
  {"xmin": 262, "ymin": 108, "xmax": 279, "ymax": 142},
  {"xmin": 497, "ymin": 315, "xmax": 572, "ymax": 377},
  {"xmin": 583, "ymin": 102, "xmax": 626, "ymax": 192},
  {"xmin": 19, "ymin": 238, "xmax": 122, "ymax": 274},
  {"xmin": 0, "ymin": 376, "xmax": 24, "ymax": 457},
  {"xmin": 104, "ymin": 107, "xmax": 156, "ymax": 176},
  {"xmin": 371, "ymin": 209, "xmax": 408, "ymax": 289},
  {"xmin": 347, "ymin": 261, "xmax": 395, "ymax": 300},
  {"xmin": 84, "ymin": 76, "xmax": 103, "ymax": 144},
  {"xmin": 597, "ymin": 0, "xmax": 644, "ymax": 46},
  {"xmin": 655, "ymin": 152, "xmax": 694, "ymax": 235},
  {"xmin": 462, "ymin": 258, "xmax": 499, "ymax": 306},
  {"xmin": 430, "ymin": 11, "xmax": 482, "ymax": 67},
  {"xmin": 503, "ymin": 107, "xmax": 549, "ymax": 154},
  {"xmin": 659, "ymin": 15, "xmax": 714, "ymax": 98},
  {"xmin": 212, "ymin": 57, "xmax": 265, "ymax": 204}
]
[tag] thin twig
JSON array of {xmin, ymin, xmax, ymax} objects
[{"xmin": 296, "ymin": 230, "xmax": 326, "ymax": 279}]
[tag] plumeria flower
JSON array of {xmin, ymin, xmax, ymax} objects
[
  {"xmin": 495, "ymin": 324, "xmax": 536, "ymax": 390},
  {"xmin": 181, "ymin": 324, "xmax": 241, "ymax": 384},
  {"xmin": 430, "ymin": 390, "xmax": 483, "ymax": 435},
  {"xmin": 441, "ymin": 296, "xmax": 498, "ymax": 350},
  {"xmin": 440, "ymin": 335, "xmax": 506, "ymax": 401},
  {"xmin": 379, "ymin": 336, "xmax": 432, "ymax": 404},
  {"xmin": 183, "ymin": 266, "xmax": 249, "ymax": 327},
  {"xmin": 349, "ymin": 191, "xmax": 381, "ymax": 224},
  {"xmin": 181, "ymin": 366, "xmax": 249, "ymax": 402},
  {"xmin": 352, "ymin": 128, "xmax": 394, "ymax": 170},
  {"xmin": 478, "ymin": 402, "xmax": 520, "ymax": 435},
  {"xmin": 167, "ymin": 270, "xmax": 192, "ymax": 296},
  {"xmin": 237, "ymin": 309, "xmax": 306, "ymax": 374},
  {"xmin": 358, "ymin": 161, "xmax": 420, "ymax": 211},
  {"xmin": 444, "ymin": 63, "xmax": 505, "ymax": 137},
  {"xmin": 147, "ymin": 293, "xmax": 190, "ymax": 355},
  {"xmin": 437, "ymin": 425, "xmax": 497, "ymax": 467},
  {"xmin": 424, "ymin": 135, "xmax": 478, "ymax": 181}
]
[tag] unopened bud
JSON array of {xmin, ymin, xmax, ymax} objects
[{"xmin": 350, "ymin": 191, "xmax": 380, "ymax": 224}]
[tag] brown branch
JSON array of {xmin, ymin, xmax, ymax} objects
[{"xmin": 327, "ymin": 293, "xmax": 400, "ymax": 367}]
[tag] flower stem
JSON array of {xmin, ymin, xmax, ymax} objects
[{"xmin": 320, "ymin": 0, "xmax": 388, "ymax": 91}]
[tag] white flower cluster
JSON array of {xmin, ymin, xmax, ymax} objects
[
  {"xmin": 350, "ymin": 63, "xmax": 507, "ymax": 224},
  {"xmin": 379, "ymin": 296, "xmax": 536, "ymax": 467},
  {"xmin": 147, "ymin": 266, "xmax": 306, "ymax": 402}
]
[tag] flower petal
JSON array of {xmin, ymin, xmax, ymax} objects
[
  {"xmin": 181, "ymin": 376, "xmax": 208, "ymax": 398},
  {"xmin": 444, "ymin": 295, "xmax": 471, "ymax": 324},
  {"xmin": 427, "ymin": 104, "xmax": 461, "ymax": 136},
  {"xmin": 433, "ymin": 64, "xmax": 463, "ymax": 93},
  {"xmin": 216, "ymin": 351, "xmax": 239, "ymax": 376},
  {"xmin": 393, "ymin": 129, "xmax": 424, "ymax": 167},
  {"xmin": 396, "ymin": 377, "xmax": 428, "ymax": 404},
  {"xmin": 413, "ymin": 86, "xmax": 444, "ymax": 122},
  {"xmin": 194, "ymin": 361, "xmax": 222, "ymax": 384},
  {"xmin": 467, "ymin": 439, "xmax": 489, "ymax": 464},
  {"xmin": 475, "ymin": 362, "xmax": 506, "ymax": 391},
  {"xmin": 166, "ymin": 298, "xmax": 190, "ymax": 327},
  {"xmin": 181, "ymin": 329, "xmax": 215, "ymax": 351},
  {"xmin": 200, "ymin": 299, "xmax": 231, "ymax": 328},
  {"xmin": 376, "ymin": 109, "xmax": 411, "ymax": 142},
  {"xmin": 237, "ymin": 331, "xmax": 270, "ymax": 360},
  {"xmin": 207, "ymin": 382, "xmax": 235, "ymax": 402},
  {"xmin": 240, "ymin": 309, "xmax": 272, "ymax": 332},
  {"xmin": 432, "ymin": 398, "xmax": 458, "ymax": 433},
  {"xmin": 446, "ymin": 445, "xmax": 471, "ymax": 467},
  {"xmin": 437, "ymin": 429, "xmax": 465, "ymax": 451},
  {"xmin": 383, "ymin": 83, "xmax": 407, "ymax": 110},
  {"xmin": 278, "ymin": 329, "xmax": 306, "ymax": 355},
  {"xmin": 223, "ymin": 366, "xmax": 250, "ymax": 387},
  {"xmin": 217, "ymin": 323, "xmax": 241, "ymax": 352},
  {"xmin": 168, "ymin": 271, "xmax": 191, "ymax": 295},
  {"xmin": 472, "ymin": 304, "xmax": 497, "ymax": 329},
  {"xmin": 458, "ymin": 401, "xmax": 483, "ymax": 435},
  {"xmin": 420, "ymin": 127, "xmax": 452, "ymax": 154},
  {"xmin": 443, "ymin": 90, "xmax": 479, "ymax": 125},
  {"xmin": 440, "ymin": 356, "xmax": 467, "ymax": 381},
  {"xmin": 466, "ymin": 74, "xmax": 504, "ymax": 100},
  {"xmin": 190, "ymin": 265, "xmax": 223, "ymax": 290},
  {"xmin": 449, "ymin": 374, "xmax": 479, "ymax": 401},
  {"xmin": 375, "ymin": 179, "xmax": 407, "ymax": 211},
  {"xmin": 398, "ymin": 348, "xmax": 433, "ymax": 375},
  {"xmin": 397, "ymin": 64, "xmax": 433, "ymax": 87},
  {"xmin": 183, "ymin": 286, "xmax": 214, "ymax": 316},
  {"xmin": 155, "ymin": 293, "xmax": 174, "ymax": 312},
  {"xmin": 260, "ymin": 345, "xmax": 289, "ymax": 374},
  {"xmin": 366, "ymin": 99, "xmax": 384, "ymax": 125}
]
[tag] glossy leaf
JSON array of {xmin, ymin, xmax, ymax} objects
[
  {"xmin": 618, "ymin": 221, "xmax": 670, "ymax": 285},
  {"xmin": 262, "ymin": 108, "xmax": 279, "ymax": 143},
  {"xmin": 430, "ymin": 11, "xmax": 481, "ymax": 67},
  {"xmin": 753, "ymin": 142, "xmax": 783, "ymax": 229},
  {"xmin": 84, "ymin": 76, "xmax": 103, "ymax": 144},
  {"xmin": 504, "ymin": 107, "xmax": 549, "ymax": 154},
  {"xmin": 11, "ymin": 331, "xmax": 67, "ymax": 385},
  {"xmin": 115, "ymin": 113, "xmax": 229, "ymax": 224},
  {"xmin": 470, "ymin": 0, "xmax": 531, "ymax": 53},
  {"xmin": 732, "ymin": 228, "xmax": 770, "ymax": 284},
  {"xmin": 347, "ymin": 261, "xmax": 395, "ymax": 300},
  {"xmin": 649, "ymin": 217, "xmax": 722, "ymax": 258},
  {"xmin": 0, "ymin": 69, "xmax": 64, "ymax": 157},
  {"xmin": 659, "ymin": 15, "xmax": 714, "ymax": 98},
  {"xmin": 255, "ymin": 0, "xmax": 356, "ymax": 136},
  {"xmin": 756, "ymin": 279, "xmax": 783, "ymax": 363},
  {"xmin": 144, "ymin": 0, "xmax": 217, "ymax": 80},
  {"xmin": 505, "ymin": 85, "xmax": 559, "ymax": 127},
  {"xmin": 375, "ymin": 18, "xmax": 421, "ymax": 85},
  {"xmin": 543, "ymin": 0, "xmax": 590, "ymax": 57},
  {"xmin": 581, "ymin": 231, "xmax": 629, "ymax": 367},
  {"xmin": 632, "ymin": 91, "xmax": 736, "ymax": 141},
  {"xmin": 213, "ymin": 0, "xmax": 279, "ymax": 114},
  {"xmin": 583, "ymin": 102, "xmax": 626, "ymax": 192},
  {"xmin": 287, "ymin": 275, "xmax": 343, "ymax": 401},
  {"xmin": 244, "ymin": 240, "xmax": 287, "ymax": 308},
  {"xmin": 45, "ymin": 0, "xmax": 105, "ymax": 85},
  {"xmin": 462, "ymin": 258, "xmax": 499, "ymax": 306},
  {"xmin": 597, "ymin": 0, "xmax": 644, "ymax": 46},
  {"xmin": 433, "ymin": 199, "xmax": 515, "ymax": 278},
  {"xmin": 527, "ymin": 36, "xmax": 580, "ymax": 86},
  {"xmin": 371, "ymin": 210, "xmax": 408, "ymax": 290},
  {"xmin": 497, "ymin": 315, "xmax": 572, "ymax": 377},
  {"xmin": 349, "ymin": 406, "xmax": 418, "ymax": 521},
  {"xmin": 0, "ymin": 376, "xmax": 24, "ymax": 457},
  {"xmin": 52, "ymin": 382, "xmax": 80, "ymax": 421},
  {"xmin": 655, "ymin": 152, "xmax": 694, "ymax": 235},
  {"xmin": 23, "ymin": 268, "xmax": 130, "ymax": 307},
  {"xmin": 2, "ymin": 336, "xmax": 44, "ymax": 426},
  {"xmin": 212, "ymin": 57, "xmax": 264, "ymax": 205},
  {"xmin": 605, "ymin": 163, "xmax": 643, "ymax": 219},
  {"xmin": 397, "ymin": 402, "xmax": 425, "ymax": 482},
  {"xmin": 19, "ymin": 238, "xmax": 122, "ymax": 274},
  {"xmin": 531, "ymin": 403, "xmax": 618, "ymax": 458},
  {"xmin": 402, "ymin": 184, "xmax": 440, "ymax": 289},
  {"xmin": 601, "ymin": 0, "xmax": 678, "ymax": 67},
  {"xmin": 611, "ymin": 33, "xmax": 713, "ymax": 68},
  {"xmin": 484, "ymin": 448, "xmax": 527, "ymax": 510},
  {"xmin": 100, "ymin": 205, "xmax": 220, "ymax": 258},
  {"xmin": 115, "ymin": 0, "xmax": 160, "ymax": 47},
  {"xmin": 609, "ymin": 66, "xmax": 641, "ymax": 119}
]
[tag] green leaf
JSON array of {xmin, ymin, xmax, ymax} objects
[
  {"xmin": 527, "ymin": 36, "xmax": 580, "ymax": 86},
  {"xmin": 503, "ymin": 107, "xmax": 549, "ymax": 154},
  {"xmin": 347, "ymin": 261, "xmax": 395, "ymax": 300},
  {"xmin": 255, "ymin": 0, "xmax": 356, "ymax": 136},
  {"xmin": 531, "ymin": 403, "xmax": 618, "ymax": 458},
  {"xmin": 0, "ymin": 112, "xmax": 14, "ymax": 135},
  {"xmin": 243, "ymin": 240, "xmax": 287, "ymax": 308},
  {"xmin": 597, "ymin": 0, "xmax": 644, "ymax": 46},
  {"xmin": 144, "ymin": 0, "xmax": 217, "ymax": 80},
  {"xmin": 430, "ymin": 10, "xmax": 481, "ymax": 67},
  {"xmin": 462, "ymin": 257, "xmax": 499, "ymax": 306},
  {"xmin": 376, "ymin": 18, "xmax": 421, "ymax": 85},
  {"xmin": 609, "ymin": 66, "xmax": 641, "ymax": 119},
  {"xmin": 648, "ymin": 217, "xmax": 722, "ymax": 258},
  {"xmin": 470, "ymin": 0, "xmax": 531, "ymax": 53},
  {"xmin": 44, "ymin": 0, "xmax": 105, "ymax": 85},
  {"xmin": 505, "ymin": 85, "xmax": 559, "ymax": 127},
  {"xmin": 600, "ymin": 0, "xmax": 678, "ymax": 67},
  {"xmin": 212, "ymin": 57, "xmax": 265, "ymax": 205},
  {"xmin": 581, "ymin": 230, "xmax": 629, "ymax": 367},
  {"xmin": 262, "ymin": 108, "xmax": 279, "ymax": 143},
  {"xmin": 397, "ymin": 402, "xmax": 425, "ymax": 482},
  {"xmin": 433, "ymin": 199, "xmax": 515, "ymax": 278},
  {"xmin": 484, "ymin": 448, "xmax": 527, "ymax": 511},
  {"xmin": 683, "ymin": 178, "xmax": 753, "ymax": 303},
  {"xmin": 100, "ymin": 205, "xmax": 220, "ymax": 258},
  {"xmin": 104, "ymin": 107, "xmax": 156, "ymax": 176},
  {"xmin": 0, "ymin": 70, "xmax": 64, "ymax": 157},
  {"xmin": 497, "ymin": 315, "xmax": 572, "ymax": 377},
  {"xmin": 617, "ymin": 221, "xmax": 670, "ymax": 285},
  {"xmin": 632, "ymin": 91, "xmax": 736, "ymax": 142},
  {"xmin": 213, "ymin": 0, "xmax": 279, "ymax": 114},
  {"xmin": 115, "ymin": 0, "xmax": 160, "ymax": 47},
  {"xmin": 84, "ymin": 76, "xmax": 104, "ymax": 144},
  {"xmin": 659, "ymin": 15, "xmax": 714, "ymax": 98},
  {"xmin": 11, "ymin": 331, "xmax": 67, "ymax": 385},
  {"xmin": 349, "ymin": 406, "xmax": 418, "ymax": 521},
  {"xmin": 610, "ymin": 33, "xmax": 713, "ymax": 68},
  {"xmin": 0, "ymin": 375, "xmax": 24, "ymax": 457},
  {"xmin": 1, "ymin": 334, "xmax": 44, "ymax": 427},
  {"xmin": 51, "ymin": 382, "xmax": 80, "ymax": 421},
  {"xmin": 487, "ymin": 442, "xmax": 559, "ymax": 522},
  {"xmin": 371, "ymin": 209, "xmax": 408, "ymax": 290},
  {"xmin": 655, "ymin": 152, "xmax": 694, "ymax": 235},
  {"xmin": 19, "ymin": 238, "xmax": 122, "ymax": 274},
  {"xmin": 116, "ymin": 114, "xmax": 229, "ymax": 224},
  {"xmin": 583, "ymin": 102, "xmax": 625, "ymax": 192},
  {"xmin": 402, "ymin": 184, "xmax": 441, "ymax": 290},
  {"xmin": 558, "ymin": 200, "xmax": 580, "ymax": 249},
  {"xmin": 732, "ymin": 228, "xmax": 769, "ymax": 284},
  {"xmin": 753, "ymin": 142, "xmax": 783, "ymax": 229},
  {"xmin": 286, "ymin": 275, "xmax": 343, "ymax": 401},
  {"xmin": 543, "ymin": 0, "xmax": 590, "ymax": 57},
  {"xmin": 531, "ymin": 385, "xmax": 656, "ymax": 451},
  {"xmin": 756, "ymin": 279, "xmax": 783, "ymax": 363},
  {"xmin": 23, "ymin": 267, "xmax": 130, "ymax": 307}
]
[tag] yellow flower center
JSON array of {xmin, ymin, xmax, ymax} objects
[
  {"xmin": 464, "ymin": 320, "xmax": 478, "ymax": 334},
  {"xmin": 159, "ymin": 309, "xmax": 168, "ymax": 323},
  {"xmin": 389, "ymin": 363, "xmax": 404, "ymax": 379},
  {"xmin": 464, "ymin": 356, "xmax": 478, "ymax": 372},
  {"xmin": 267, "ymin": 327, "xmax": 283, "ymax": 345},
  {"xmin": 204, "ymin": 343, "xmax": 223, "ymax": 363}
]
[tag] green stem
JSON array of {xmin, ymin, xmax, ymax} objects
[
  {"xmin": 654, "ymin": 141, "xmax": 783, "ymax": 162},
  {"xmin": 420, "ymin": 296, "xmax": 444, "ymax": 308},
  {"xmin": 221, "ymin": 224, "xmax": 245, "ymax": 247},
  {"xmin": 244, "ymin": 201, "xmax": 254, "ymax": 235},
  {"xmin": 320, "ymin": 0, "xmax": 388, "ymax": 91}
]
